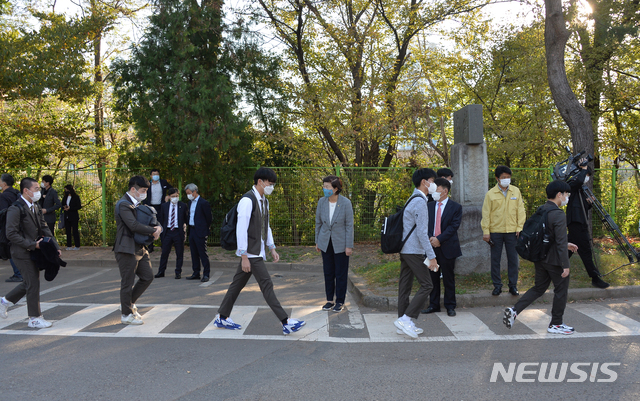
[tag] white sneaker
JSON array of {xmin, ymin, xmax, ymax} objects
[
  {"xmin": 396, "ymin": 327, "xmax": 424, "ymax": 335},
  {"xmin": 503, "ymin": 307, "xmax": 517, "ymax": 329},
  {"xmin": 548, "ymin": 324, "xmax": 574, "ymax": 335},
  {"xmin": 121, "ymin": 313, "xmax": 143, "ymax": 325},
  {"xmin": 28, "ymin": 316, "xmax": 52, "ymax": 328},
  {"xmin": 131, "ymin": 304, "xmax": 142, "ymax": 319},
  {"xmin": 0, "ymin": 298, "xmax": 9, "ymax": 319},
  {"xmin": 394, "ymin": 318, "xmax": 418, "ymax": 339},
  {"xmin": 66, "ymin": 247, "xmax": 73, "ymax": 251}
]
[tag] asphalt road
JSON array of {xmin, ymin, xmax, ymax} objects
[{"xmin": 1, "ymin": 263, "xmax": 639, "ymax": 400}]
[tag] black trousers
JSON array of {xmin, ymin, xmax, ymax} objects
[
  {"xmin": 514, "ymin": 261, "xmax": 569, "ymax": 326},
  {"xmin": 65, "ymin": 220, "xmax": 80, "ymax": 248},
  {"xmin": 189, "ymin": 230, "xmax": 210, "ymax": 277},
  {"xmin": 398, "ymin": 253, "xmax": 433, "ymax": 319},
  {"xmin": 567, "ymin": 222, "xmax": 601, "ymax": 278},
  {"xmin": 490, "ymin": 232, "xmax": 519, "ymax": 289},
  {"xmin": 428, "ymin": 247, "xmax": 457, "ymax": 310},
  {"xmin": 158, "ymin": 229, "xmax": 184, "ymax": 275},
  {"xmin": 218, "ymin": 257, "xmax": 288, "ymax": 321},
  {"xmin": 321, "ymin": 239, "xmax": 350, "ymax": 304}
]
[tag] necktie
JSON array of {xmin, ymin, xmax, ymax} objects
[
  {"xmin": 170, "ymin": 205, "xmax": 176, "ymax": 228},
  {"xmin": 261, "ymin": 199, "xmax": 268, "ymax": 242},
  {"xmin": 434, "ymin": 202, "xmax": 443, "ymax": 237}
]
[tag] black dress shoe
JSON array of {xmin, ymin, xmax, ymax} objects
[
  {"xmin": 421, "ymin": 306, "xmax": 441, "ymax": 314},
  {"xmin": 185, "ymin": 274, "xmax": 201, "ymax": 280},
  {"xmin": 492, "ymin": 287, "xmax": 502, "ymax": 296},
  {"xmin": 447, "ymin": 309, "xmax": 456, "ymax": 317},
  {"xmin": 201, "ymin": 276, "xmax": 209, "ymax": 283},
  {"xmin": 509, "ymin": 287, "xmax": 519, "ymax": 296},
  {"xmin": 592, "ymin": 277, "xmax": 610, "ymax": 289},
  {"xmin": 5, "ymin": 275, "xmax": 23, "ymax": 283},
  {"xmin": 175, "ymin": 273, "xmax": 181, "ymax": 279},
  {"xmin": 154, "ymin": 272, "xmax": 165, "ymax": 278}
]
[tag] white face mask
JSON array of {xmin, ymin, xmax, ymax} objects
[
  {"xmin": 448, "ymin": 180, "xmax": 453, "ymax": 185},
  {"xmin": 187, "ymin": 194, "xmax": 194, "ymax": 201},
  {"xmin": 561, "ymin": 193, "xmax": 570, "ymax": 207},
  {"xmin": 136, "ymin": 189, "xmax": 147, "ymax": 202},
  {"xmin": 584, "ymin": 176, "xmax": 590, "ymax": 184},
  {"xmin": 31, "ymin": 190, "xmax": 42, "ymax": 202},
  {"xmin": 432, "ymin": 191, "xmax": 442, "ymax": 202},
  {"xmin": 40, "ymin": 182, "xmax": 46, "ymax": 189},
  {"xmin": 170, "ymin": 196, "xmax": 179, "ymax": 204},
  {"xmin": 427, "ymin": 181, "xmax": 437, "ymax": 195},
  {"xmin": 264, "ymin": 184, "xmax": 275, "ymax": 196},
  {"xmin": 500, "ymin": 178, "xmax": 511, "ymax": 188}
]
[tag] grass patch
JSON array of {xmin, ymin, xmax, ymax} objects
[{"xmin": 353, "ymin": 250, "xmax": 640, "ymax": 296}]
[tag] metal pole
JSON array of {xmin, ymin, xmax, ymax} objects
[
  {"xmin": 101, "ymin": 165, "xmax": 107, "ymax": 246},
  {"xmin": 611, "ymin": 166, "xmax": 617, "ymax": 222},
  {"xmin": 335, "ymin": 165, "xmax": 341, "ymax": 177}
]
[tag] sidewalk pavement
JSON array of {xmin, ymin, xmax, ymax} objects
[{"xmin": 2, "ymin": 247, "xmax": 638, "ymax": 310}]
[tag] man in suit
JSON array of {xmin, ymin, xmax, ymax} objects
[
  {"xmin": 421, "ymin": 178, "xmax": 462, "ymax": 317},
  {"xmin": 155, "ymin": 188, "xmax": 188, "ymax": 279},
  {"xmin": 0, "ymin": 178, "xmax": 61, "ymax": 328},
  {"xmin": 143, "ymin": 169, "xmax": 172, "ymax": 253},
  {"xmin": 113, "ymin": 176, "xmax": 162, "ymax": 325},
  {"xmin": 39, "ymin": 175, "xmax": 61, "ymax": 235},
  {"xmin": 566, "ymin": 164, "xmax": 609, "ymax": 288},
  {"xmin": 185, "ymin": 183, "xmax": 212, "ymax": 282},
  {"xmin": 1, "ymin": 173, "xmax": 23, "ymax": 282},
  {"xmin": 503, "ymin": 180, "xmax": 578, "ymax": 335}
]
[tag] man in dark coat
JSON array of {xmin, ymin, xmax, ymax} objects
[
  {"xmin": 1, "ymin": 173, "xmax": 23, "ymax": 282},
  {"xmin": 39, "ymin": 175, "xmax": 61, "ymax": 235}
]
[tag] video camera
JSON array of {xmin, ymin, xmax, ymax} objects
[{"xmin": 551, "ymin": 146, "xmax": 593, "ymax": 182}]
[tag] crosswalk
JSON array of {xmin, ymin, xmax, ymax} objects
[{"xmin": 2, "ymin": 300, "xmax": 640, "ymax": 342}]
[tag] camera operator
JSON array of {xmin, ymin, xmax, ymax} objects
[{"xmin": 566, "ymin": 160, "xmax": 609, "ymax": 289}]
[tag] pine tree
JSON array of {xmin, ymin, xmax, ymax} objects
[{"xmin": 113, "ymin": 0, "xmax": 253, "ymax": 199}]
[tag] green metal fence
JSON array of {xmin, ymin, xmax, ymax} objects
[{"xmin": 3, "ymin": 166, "xmax": 639, "ymax": 247}]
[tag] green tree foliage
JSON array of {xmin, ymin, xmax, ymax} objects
[{"xmin": 112, "ymin": 0, "xmax": 253, "ymax": 200}]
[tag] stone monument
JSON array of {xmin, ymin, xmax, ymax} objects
[{"xmin": 450, "ymin": 104, "xmax": 493, "ymax": 274}]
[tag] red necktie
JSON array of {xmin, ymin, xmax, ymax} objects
[{"xmin": 434, "ymin": 202, "xmax": 443, "ymax": 236}]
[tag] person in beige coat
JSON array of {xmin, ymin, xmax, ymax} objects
[{"xmin": 0, "ymin": 178, "xmax": 61, "ymax": 328}]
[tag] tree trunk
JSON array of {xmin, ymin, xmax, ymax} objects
[{"xmin": 544, "ymin": 0, "xmax": 594, "ymax": 158}]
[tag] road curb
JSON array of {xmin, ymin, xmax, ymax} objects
[
  {"xmin": 52, "ymin": 259, "xmax": 324, "ymax": 272},
  {"xmin": 348, "ymin": 271, "xmax": 640, "ymax": 311}
]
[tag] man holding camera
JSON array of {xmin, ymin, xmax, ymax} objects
[{"xmin": 566, "ymin": 162, "xmax": 609, "ymax": 289}]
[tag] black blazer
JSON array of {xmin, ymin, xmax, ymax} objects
[
  {"xmin": 143, "ymin": 179, "xmax": 173, "ymax": 207},
  {"xmin": 566, "ymin": 169, "xmax": 591, "ymax": 226},
  {"xmin": 158, "ymin": 200, "xmax": 188, "ymax": 240},
  {"xmin": 63, "ymin": 194, "xmax": 82, "ymax": 223},
  {"xmin": 0, "ymin": 187, "xmax": 20, "ymax": 211},
  {"xmin": 39, "ymin": 187, "xmax": 62, "ymax": 225},
  {"xmin": 427, "ymin": 198, "xmax": 463, "ymax": 259},
  {"xmin": 188, "ymin": 196, "xmax": 212, "ymax": 237}
]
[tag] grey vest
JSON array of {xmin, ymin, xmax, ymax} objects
[{"xmin": 245, "ymin": 190, "xmax": 268, "ymax": 255}]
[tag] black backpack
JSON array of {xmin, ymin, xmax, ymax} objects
[
  {"xmin": 220, "ymin": 192, "xmax": 258, "ymax": 251},
  {"xmin": 0, "ymin": 201, "xmax": 28, "ymax": 260},
  {"xmin": 115, "ymin": 199, "xmax": 159, "ymax": 246},
  {"xmin": 380, "ymin": 195, "xmax": 423, "ymax": 254},
  {"xmin": 516, "ymin": 205, "xmax": 551, "ymax": 262}
]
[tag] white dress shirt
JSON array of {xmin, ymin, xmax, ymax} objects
[
  {"xmin": 189, "ymin": 195, "xmax": 199, "ymax": 226},
  {"xmin": 236, "ymin": 186, "xmax": 275, "ymax": 260},
  {"xmin": 150, "ymin": 181, "xmax": 162, "ymax": 205},
  {"xmin": 329, "ymin": 201, "xmax": 337, "ymax": 223},
  {"xmin": 127, "ymin": 192, "xmax": 139, "ymax": 206}
]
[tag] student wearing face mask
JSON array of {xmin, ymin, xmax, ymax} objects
[
  {"xmin": 503, "ymin": 180, "xmax": 578, "ymax": 335},
  {"xmin": 62, "ymin": 184, "xmax": 82, "ymax": 250},
  {"xmin": 215, "ymin": 167, "xmax": 306, "ymax": 336},
  {"xmin": 184, "ymin": 183, "xmax": 212, "ymax": 282},
  {"xmin": 38, "ymin": 175, "xmax": 61, "ymax": 236},
  {"xmin": 437, "ymin": 168, "xmax": 454, "ymax": 187},
  {"xmin": 0, "ymin": 178, "xmax": 62, "ymax": 328},
  {"xmin": 155, "ymin": 188, "xmax": 189, "ymax": 279},
  {"xmin": 315, "ymin": 175, "xmax": 354, "ymax": 313},
  {"xmin": 113, "ymin": 176, "xmax": 162, "ymax": 325},
  {"xmin": 566, "ymin": 164, "xmax": 609, "ymax": 288},
  {"xmin": 481, "ymin": 165, "xmax": 526, "ymax": 296}
]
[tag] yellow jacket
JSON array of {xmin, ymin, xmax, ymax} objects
[{"xmin": 481, "ymin": 184, "xmax": 526, "ymax": 235}]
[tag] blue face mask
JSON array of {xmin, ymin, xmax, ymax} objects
[
  {"xmin": 323, "ymin": 188, "xmax": 333, "ymax": 198},
  {"xmin": 152, "ymin": 175, "xmax": 160, "ymax": 181}
]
